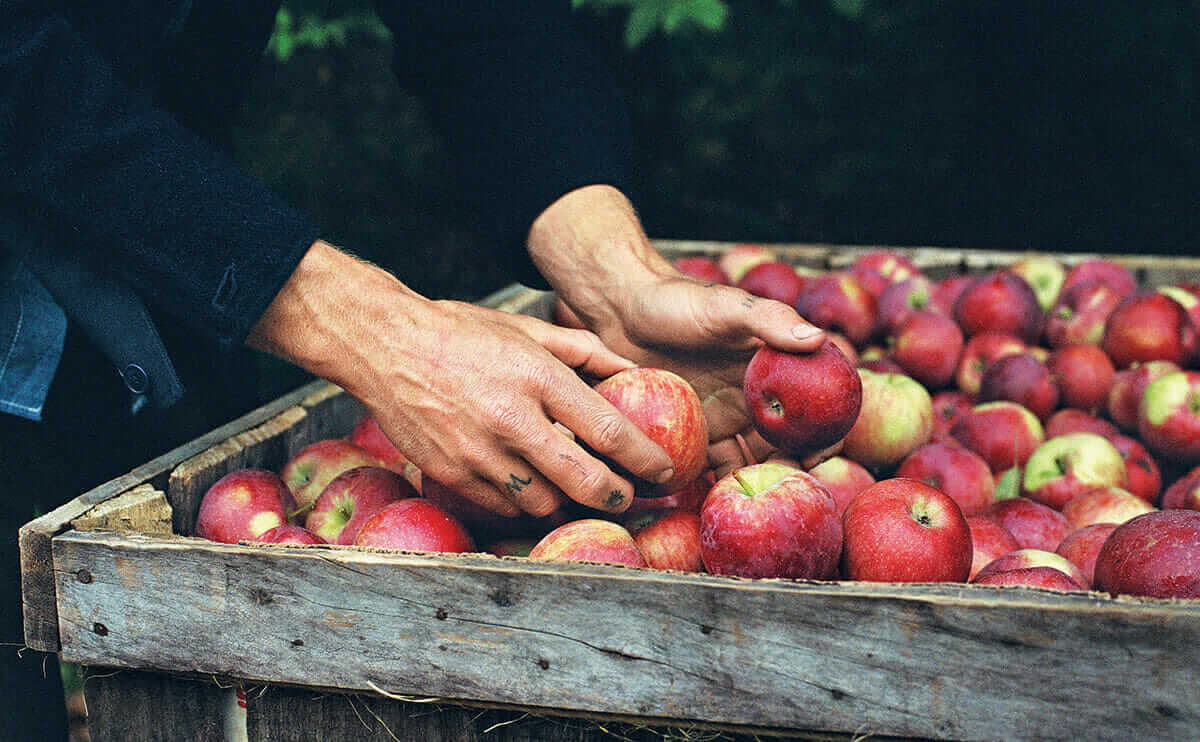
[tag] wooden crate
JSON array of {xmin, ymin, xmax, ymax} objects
[{"xmin": 20, "ymin": 243, "xmax": 1200, "ymax": 742}]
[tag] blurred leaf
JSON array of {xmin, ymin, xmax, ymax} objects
[{"xmin": 624, "ymin": 3, "xmax": 661, "ymax": 48}]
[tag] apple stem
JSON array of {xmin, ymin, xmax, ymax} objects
[
  {"xmin": 732, "ymin": 470, "xmax": 756, "ymax": 497},
  {"xmin": 287, "ymin": 502, "xmax": 315, "ymax": 521},
  {"xmin": 735, "ymin": 433, "xmax": 758, "ymax": 466}
]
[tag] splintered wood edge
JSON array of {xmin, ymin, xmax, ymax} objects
[{"xmin": 70, "ymin": 485, "xmax": 172, "ymax": 536}]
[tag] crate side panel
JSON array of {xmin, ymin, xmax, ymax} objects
[
  {"xmin": 84, "ymin": 668, "xmax": 229, "ymax": 742},
  {"xmin": 53, "ymin": 532, "xmax": 1200, "ymax": 742}
]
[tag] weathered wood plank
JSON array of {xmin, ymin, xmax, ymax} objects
[
  {"xmin": 83, "ymin": 668, "xmax": 232, "ymax": 742},
  {"xmin": 71, "ymin": 484, "xmax": 172, "ymax": 536},
  {"xmin": 54, "ymin": 531, "xmax": 1200, "ymax": 741}
]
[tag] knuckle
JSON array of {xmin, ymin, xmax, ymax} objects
[
  {"xmin": 484, "ymin": 399, "xmax": 531, "ymax": 440},
  {"xmin": 588, "ymin": 411, "xmax": 629, "ymax": 453}
]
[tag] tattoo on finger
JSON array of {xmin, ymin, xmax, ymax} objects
[
  {"xmin": 605, "ymin": 490, "xmax": 625, "ymax": 509},
  {"xmin": 504, "ymin": 473, "xmax": 532, "ymax": 498}
]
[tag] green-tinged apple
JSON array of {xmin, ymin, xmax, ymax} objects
[
  {"xmin": 808, "ymin": 456, "xmax": 876, "ymax": 517},
  {"xmin": 353, "ymin": 498, "xmax": 475, "ymax": 554},
  {"xmin": 841, "ymin": 370, "xmax": 933, "ymax": 469},
  {"xmin": 700, "ymin": 463, "xmax": 842, "ymax": 579},
  {"xmin": 1009, "ymin": 256, "xmax": 1065, "ymax": 312},
  {"xmin": 972, "ymin": 548, "xmax": 1088, "ymax": 589},
  {"xmin": 744, "ymin": 341, "xmax": 862, "ymax": 457},
  {"xmin": 847, "ymin": 250, "xmax": 919, "ymax": 298},
  {"xmin": 594, "ymin": 367, "xmax": 708, "ymax": 491},
  {"xmin": 718, "ymin": 244, "xmax": 775, "ymax": 284},
  {"xmin": 305, "ymin": 466, "xmax": 415, "ymax": 545},
  {"xmin": 195, "ymin": 468, "xmax": 292, "ymax": 544},
  {"xmin": 1045, "ymin": 279, "xmax": 1125, "ymax": 349},
  {"xmin": 1056, "ymin": 523, "xmax": 1119, "ymax": 587},
  {"xmin": 841, "ymin": 478, "xmax": 972, "ymax": 583},
  {"xmin": 1093, "ymin": 511, "xmax": 1200, "ymax": 599},
  {"xmin": 1060, "ymin": 486, "xmax": 1156, "ymax": 530},
  {"xmin": 877, "ymin": 275, "xmax": 939, "ymax": 335},
  {"xmin": 1023, "ymin": 433, "xmax": 1127, "ymax": 510},
  {"xmin": 529, "ymin": 519, "xmax": 646, "ymax": 567},
  {"xmin": 949, "ymin": 401, "xmax": 1045, "ymax": 475},
  {"xmin": 794, "ymin": 272, "xmax": 879, "ymax": 347},
  {"xmin": 1107, "ymin": 360, "xmax": 1180, "ymax": 432},
  {"xmin": 1137, "ymin": 371, "xmax": 1200, "ymax": 464},
  {"xmin": 281, "ymin": 439, "xmax": 379, "ymax": 518}
]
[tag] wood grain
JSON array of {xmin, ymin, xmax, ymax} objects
[
  {"xmin": 55, "ymin": 531, "xmax": 1200, "ymax": 741},
  {"xmin": 71, "ymin": 484, "xmax": 172, "ymax": 536}
]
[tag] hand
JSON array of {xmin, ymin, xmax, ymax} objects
[
  {"xmin": 528, "ymin": 186, "xmax": 830, "ymax": 480},
  {"xmin": 247, "ymin": 241, "xmax": 675, "ymax": 518}
]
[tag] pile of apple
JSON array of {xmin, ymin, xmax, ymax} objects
[{"xmin": 194, "ymin": 246, "xmax": 1200, "ymax": 602}]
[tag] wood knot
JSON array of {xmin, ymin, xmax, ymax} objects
[
  {"xmin": 537, "ymin": 659, "xmax": 550, "ymax": 670},
  {"xmin": 76, "ymin": 570, "xmax": 93, "ymax": 584},
  {"xmin": 435, "ymin": 608, "xmax": 448, "ymax": 620},
  {"xmin": 92, "ymin": 623, "xmax": 108, "ymax": 637}
]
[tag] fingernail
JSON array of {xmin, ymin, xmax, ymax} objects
[
  {"xmin": 793, "ymin": 325, "xmax": 822, "ymax": 340},
  {"xmin": 653, "ymin": 468, "xmax": 675, "ymax": 485}
]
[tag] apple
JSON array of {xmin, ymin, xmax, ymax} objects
[
  {"xmin": 840, "ymin": 478, "xmax": 972, "ymax": 583},
  {"xmin": 735, "ymin": 261, "xmax": 809, "ymax": 306},
  {"xmin": 718, "ymin": 244, "xmax": 776, "ymax": 284},
  {"xmin": 889, "ymin": 311, "xmax": 964, "ymax": 390},
  {"xmin": 977, "ymin": 353, "xmax": 1060, "ymax": 422},
  {"xmin": 699, "ymin": 463, "xmax": 842, "ymax": 579},
  {"xmin": 1093, "ymin": 510, "xmax": 1200, "ymax": 599},
  {"xmin": 877, "ymin": 275, "xmax": 939, "ymax": 335},
  {"xmin": 993, "ymin": 466, "xmax": 1024, "ymax": 502},
  {"xmin": 965, "ymin": 514, "xmax": 1021, "ymax": 580},
  {"xmin": 353, "ymin": 498, "xmax": 476, "ymax": 553},
  {"xmin": 954, "ymin": 332, "xmax": 1028, "ymax": 399},
  {"xmin": 1108, "ymin": 435, "xmax": 1162, "ymax": 504},
  {"xmin": 625, "ymin": 471, "xmax": 714, "ymax": 515},
  {"xmin": 860, "ymin": 356, "xmax": 905, "ymax": 375},
  {"xmin": 847, "ymin": 249, "xmax": 920, "ymax": 298},
  {"xmin": 794, "ymin": 272, "xmax": 879, "ymax": 347},
  {"xmin": 1102, "ymin": 291, "xmax": 1199, "ymax": 369},
  {"xmin": 1159, "ymin": 285, "xmax": 1200, "ymax": 332},
  {"xmin": 808, "ymin": 455, "xmax": 876, "ymax": 517},
  {"xmin": 952, "ymin": 270, "xmax": 1043, "ymax": 344},
  {"xmin": 989, "ymin": 497, "xmax": 1073, "ymax": 552},
  {"xmin": 1107, "ymin": 360, "xmax": 1181, "ymax": 432},
  {"xmin": 931, "ymin": 274, "xmax": 974, "ymax": 316},
  {"xmin": 347, "ymin": 413, "xmax": 422, "ymax": 491},
  {"xmin": 594, "ymin": 367, "xmax": 708, "ymax": 490},
  {"xmin": 195, "ymin": 468, "xmax": 292, "ymax": 544},
  {"xmin": 1042, "ymin": 408, "xmax": 1120, "ymax": 441},
  {"xmin": 1009, "ymin": 255, "xmax": 1065, "ymax": 313},
  {"xmin": 1022, "ymin": 433, "xmax": 1128, "ymax": 510},
  {"xmin": 1137, "ymin": 370, "xmax": 1200, "ymax": 464},
  {"xmin": 743, "ymin": 341, "xmax": 862, "ymax": 457},
  {"xmin": 254, "ymin": 525, "xmax": 326, "ymax": 545},
  {"xmin": 949, "ymin": 401, "xmax": 1045, "ymax": 475},
  {"xmin": 1060, "ymin": 486, "xmax": 1157, "ymax": 530},
  {"xmin": 1061, "ymin": 259, "xmax": 1137, "ymax": 298},
  {"xmin": 305, "ymin": 466, "xmax": 415, "ymax": 545},
  {"xmin": 623, "ymin": 509, "xmax": 703, "ymax": 572},
  {"xmin": 931, "ymin": 391, "xmax": 973, "ymax": 438},
  {"xmin": 281, "ymin": 439, "xmax": 379, "ymax": 518},
  {"xmin": 972, "ymin": 548, "xmax": 1088, "ymax": 589},
  {"xmin": 673, "ymin": 255, "xmax": 730, "ymax": 285},
  {"xmin": 896, "ymin": 441, "xmax": 996, "ymax": 516},
  {"xmin": 1056, "ymin": 523, "xmax": 1120, "ymax": 587},
  {"xmin": 971, "ymin": 566, "xmax": 1087, "ymax": 591},
  {"xmin": 1044, "ymin": 279, "xmax": 1125, "ymax": 348},
  {"xmin": 528, "ymin": 518, "xmax": 647, "ymax": 567},
  {"xmin": 1161, "ymin": 465, "xmax": 1200, "ymax": 510},
  {"xmin": 841, "ymin": 370, "xmax": 933, "ymax": 470},
  {"xmin": 825, "ymin": 332, "xmax": 860, "ymax": 367},
  {"xmin": 1046, "ymin": 345, "xmax": 1116, "ymax": 415}
]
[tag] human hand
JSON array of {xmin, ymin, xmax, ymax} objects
[{"xmin": 247, "ymin": 241, "xmax": 675, "ymax": 518}]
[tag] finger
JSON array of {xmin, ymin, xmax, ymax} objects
[
  {"xmin": 483, "ymin": 459, "xmax": 566, "ymax": 518},
  {"xmin": 703, "ymin": 286, "xmax": 826, "ymax": 352},
  {"xmin": 519, "ymin": 319, "xmax": 637, "ymax": 378},
  {"xmin": 519, "ymin": 423, "xmax": 638, "ymax": 513},
  {"xmin": 800, "ymin": 439, "xmax": 844, "ymax": 470},
  {"xmin": 433, "ymin": 473, "xmax": 524, "ymax": 519}
]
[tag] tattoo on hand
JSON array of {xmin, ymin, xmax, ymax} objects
[
  {"xmin": 741, "ymin": 295, "xmax": 757, "ymax": 309},
  {"xmin": 504, "ymin": 473, "xmax": 532, "ymax": 497},
  {"xmin": 605, "ymin": 490, "xmax": 625, "ymax": 508}
]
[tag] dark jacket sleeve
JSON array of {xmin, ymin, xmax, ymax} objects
[
  {"xmin": 376, "ymin": 2, "xmax": 634, "ymax": 289},
  {"xmin": 0, "ymin": 7, "xmax": 319, "ymax": 347}
]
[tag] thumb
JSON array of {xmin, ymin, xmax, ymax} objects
[{"xmin": 709, "ymin": 287, "xmax": 826, "ymax": 353}]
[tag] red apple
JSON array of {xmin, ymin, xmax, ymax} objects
[
  {"xmin": 195, "ymin": 468, "xmax": 292, "ymax": 544},
  {"xmin": 1009, "ymin": 256, "xmax": 1065, "ymax": 313},
  {"xmin": 847, "ymin": 250, "xmax": 919, "ymax": 298},
  {"xmin": 841, "ymin": 478, "xmax": 972, "ymax": 583},
  {"xmin": 1022, "ymin": 433, "xmax": 1128, "ymax": 510},
  {"xmin": 1061, "ymin": 259, "xmax": 1137, "ymax": 298},
  {"xmin": 877, "ymin": 275, "xmax": 939, "ymax": 335},
  {"xmin": 1137, "ymin": 370, "xmax": 1200, "ymax": 464},
  {"xmin": 889, "ymin": 311, "xmax": 964, "ymax": 390},
  {"xmin": 949, "ymin": 401, "xmax": 1045, "ymax": 475},
  {"xmin": 594, "ymin": 367, "xmax": 708, "ymax": 491},
  {"xmin": 841, "ymin": 370, "xmax": 934, "ymax": 469},
  {"xmin": 1102, "ymin": 291, "xmax": 1199, "ymax": 369},
  {"xmin": 1056, "ymin": 523, "xmax": 1120, "ymax": 587},
  {"xmin": 305, "ymin": 466, "xmax": 415, "ymax": 545},
  {"xmin": 825, "ymin": 332, "xmax": 860, "ymax": 367},
  {"xmin": 735, "ymin": 261, "xmax": 809, "ymax": 306},
  {"xmin": 977, "ymin": 353, "xmax": 1060, "ymax": 421},
  {"xmin": 896, "ymin": 441, "xmax": 996, "ymax": 515},
  {"xmin": 966, "ymin": 514, "xmax": 1021, "ymax": 580},
  {"xmin": 625, "ymin": 471, "xmax": 714, "ymax": 515},
  {"xmin": 860, "ymin": 356, "xmax": 906, "ymax": 375},
  {"xmin": 673, "ymin": 255, "xmax": 730, "ymax": 285},
  {"xmin": 1162, "ymin": 466, "xmax": 1200, "ymax": 510},
  {"xmin": 1044, "ymin": 279, "xmax": 1125, "ymax": 348},
  {"xmin": 1060, "ymin": 486, "xmax": 1156, "ymax": 530},
  {"xmin": 952, "ymin": 270, "xmax": 1043, "ymax": 344},
  {"xmin": 1159, "ymin": 285, "xmax": 1200, "ymax": 333},
  {"xmin": 1108, "ymin": 435, "xmax": 1162, "ymax": 504},
  {"xmin": 528, "ymin": 518, "xmax": 646, "ymax": 567},
  {"xmin": 1107, "ymin": 360, "xmax": 1181, "ymax": 432},
  {"xmin": 281, "ymin": 439, "xmax": 379, "ymax": 517},
  {"xmin": 808, "ymin": 455, "xmax": 877, "ymax": 517},
  {"xmin": 931, "ymin": 274, "xmax": 974, "ymax": 316},
  {"xmin": 353, "ymin": 498, "xmax": 476, "ymax": 553},
  {"xmin": 954, "ymin": 332, "xmax": 1028, "ymax": 399},
  {"xmin": 989, "ymin": 497, "xmax": 1073, "ymax": 552},
  {"xmin": 1046, "ymin": 345, "xmax": 1115, "ymax": 415},
  {"xmin": 254, "ymin": 525, "xmax": 326, "ymax": 545},
  {"xmin": 718, "ymin": 244, "xmax": 776, "ymax": 284},
  {"xmin": 972, "ymin": 548, "xmax": 1088, "ymax": 589},
  {"xmin": 1042, "ymin": 408, "xmax": 1120, "ymax": 441},
  {"xmin": 971, "ymin": 566, "xmax": 1087, "ymax": 591},
  {"xmin": 794, "ymin": 272, "xmax": 879, "ymax": 347},
  {"xmin": 347, "ymin": 413, "xmax": 409, "ymax": 476},
  {"xmin": 623, "ymin": 509, "xmax": 703, "ymax": 572},
  {"xmin": 931, "ymin": 391, "xmax": 973, "ymax": 438},
  {"xmin": 699, "ymin": 463, "xmax": 842, "ymax": 579},
  {"xmin": 1093, "ymin": 510, "xmax": 1200, "ymax": 599},
  {"xmin": 743, "ymin": 341, "xmax": 862, "ymax": 457}
]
